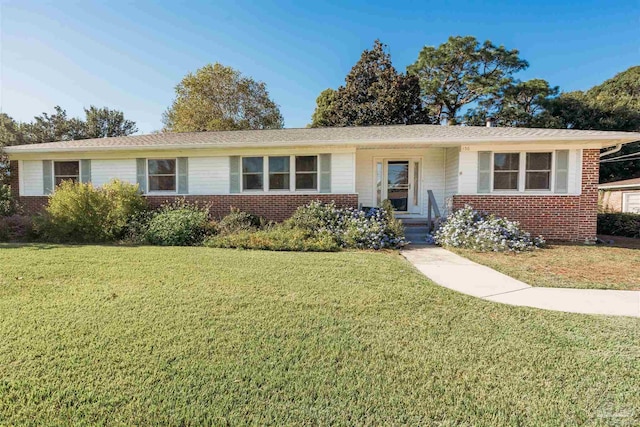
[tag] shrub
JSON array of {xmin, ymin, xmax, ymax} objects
[
  {"xmin": 286, "ymin": 200, "xmax": 405, "ymax": 249},
  {"xmin": 598, "ymin": 213, "xmax": 640, "ymax": 238},
  {"xmin": 216, "ymin": 208, "xmax": 263, "ymax": 235},
  {"xmin": 205, "ymin": 225, "xmax": 339, "ymax": 252},
  {"xmin": 0, "ymin": 215, "xmax": 36, "ymax": 242},
  {"xmin": 40, "ymin": 180, "xmax": 146, "ymax": 243},
  {"xmin": 144, "ymin": 201, "xmax": 211, "ymax": 246},
  {"xmin": 0, "ymin": 184, "xmax": 17, "ymax": 217},
  {"xmin": 434, "ymin": 205, "xmax": 544, "ymax": 252}
]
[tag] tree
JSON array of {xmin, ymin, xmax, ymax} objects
[
  {"xmin": 464, "ymin": 79, "xmax": 560, "ymax": 127},
  {"xmin": 162, "ymin": 63, "xmax": 284, "ymax": 132},
  {"xmin": 83, "ymin": 106, "xmax": 138, "ymax": 138},
  {"xmin": 309, "ymin": 40, "xmax": 427, "ymax": 127},
  {"xmin": 543, "ymin": 67, "xmax": 640, "ymax": 182},
  {"xmin": 407, "ymin": 36, "xmax": 528, "ymax": 125}
]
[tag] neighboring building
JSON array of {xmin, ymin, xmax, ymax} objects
[
  {"xmin": 6, "ymin": 125, "xmax": 640, "ymax": 242},
  {"xmin": 599, "ymin": 178, "xmax": 640, "ymax": 213}
]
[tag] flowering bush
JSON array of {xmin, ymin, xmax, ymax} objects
[
  {"xmin": 286, "ymin": 200, "xmax": 405, "ymax": 249},
  {"xmin": 434, "ymin": 205, "xmax": 544, "ymax": 252}
]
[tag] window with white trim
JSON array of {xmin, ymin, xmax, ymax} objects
[
  {"xmin": 242, "ymin": 157, "xmax": 264, "ymax": 190},
  {"xmin": 54, "ymin": 161, "xmax": 80, "ymax": 186},
  {"xmin": 525, "ymin": 153, "xmax": 552, "ymax": 190},
  {"xmin": 148, "ymin": 159, "xmax": 176, "ymax": 192},
  {"xmin": 493, "ymin": 153, "xmax": 519, "ymax": 190},
  {"xmin": 268, "ymin": 156, "xmax": 290, "ymax": 190},
  {"xmin": 295, "ymin": 156, "xmax": 318, "ymax": 190}
]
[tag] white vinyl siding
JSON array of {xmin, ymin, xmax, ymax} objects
[
  {"xmin": 188, "ymin": 157, "xmax": 229, "ymax": 195},
  {"xmin": 91, "ymin": 160, "xmax": 137, "ymax": 187},
  {"xmin": 444, "ymin": 147, "xmax": 459, "ymax": 200},
  {"xmin": 457, "ymin": 149, "xmax": 582, "ymax": 195},
  {"xmin": 331, "ymin": 152, "xmax": 355, "ymax": 193},
  {"xmin": 20, "ymin": 160, "xmax": 44, "ymax": 196}
]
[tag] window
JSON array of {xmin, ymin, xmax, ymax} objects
[
  {"xmin": 148, "ymin": 159, "xmax": 176, "ymax": 192},
  {"xmin": 242, "ymin": 157, "xmax": 264, "ymax": 190},
  {"xmin": 295, "ymin": 156, "xmax": 318, "ymax": 190},
  {"xmin": 493, "ymin": 153, "xmax": 519, "ymax": 190},
  {"xmin": 54, "ymin": 161, "xmax": 80, "ymax": 186},
  {"xmin": 269, "ymin": 156, "xmax": 290, "ymax": 190},
  {"xmin": 526, "ymin": 153, "xmax": 552, "ymax": 190}
]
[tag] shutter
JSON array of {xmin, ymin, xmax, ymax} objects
[
  {"xmin": 136, "ymin": 158, "xmax": 147, "ymax": 193},
  {"xmin": 177, "ymin": 157, "xmax": 188, "ymax": 194},
  {"xmin": 43, "ymin": 160, "xmax": 53, "ymax": 195},
  {"xmin": 555, "ymin": 150, "xmax": 569, "ymax": 193},
  {"xmin": 80, "ymin": 159, "xmax": 91, "ymax": 184},
  {"xmin": 229, "ymin": 156, "xmax": 241, "ymax": 193},
  {"xmin": 477, "ymin": 151, "xmax": 491, "ymax": 193},
  {"xmin": 319, "ymin": 154, "xmax": 331, "ymax": 193}
]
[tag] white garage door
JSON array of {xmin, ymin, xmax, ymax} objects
[{"xmin": 623, "ymin": 193, "xmax": 640, "ymax": 213}]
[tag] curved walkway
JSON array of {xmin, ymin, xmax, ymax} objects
[{"xmin": 401, "ymin": 246, "xmax": 640, "ymax": 318}]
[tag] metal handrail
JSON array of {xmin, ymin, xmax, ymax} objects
[{"xmin": 426, "ymin": 190, "xmax": 441, "ymax": 233}]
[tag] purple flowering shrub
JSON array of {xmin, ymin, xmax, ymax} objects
[
  {"xmin": 287, "ymin": 200, "xmax": 405, "ymax": 249},
  {"xmin": 434, "ymin": 205, "xmax": 544, "ymax": 252}
]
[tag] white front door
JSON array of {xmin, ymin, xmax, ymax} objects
[{"xmin": 376, "ymin": 159, "xmax": 421, "ymax": 214}]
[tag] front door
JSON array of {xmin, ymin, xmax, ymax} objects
[{"xmin": 383, "ymin": 160, "xmax": 421, "ymax": 214}]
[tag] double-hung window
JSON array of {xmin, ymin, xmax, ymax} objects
[
  {"xmin": 493, "ymin": 153, "xmax": 520, "ymax": 190},
  {"xmin": 269, "ymin": 157, "xmax": 290, "ymax": 190},
  {"xmin": 295, "ymin": 156, "xmax": 318, "ymax": 190},
  {"xmin": 242, "ymin": 157, "xmax": 264, "ymax": 190},
  {"xmin": 525, "ymin": 153, "xmax": 552, "ymax": 190},
  {"xmin": 53, "ymin": 161, "xmax": 80, "ymax": 186},
  {"xmin": 148, "ymin": 159, "xmax": 176, "ymax": 192}
]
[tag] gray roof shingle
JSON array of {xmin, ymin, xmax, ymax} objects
[{"xmin": 6, "ymin": 124, "xmax": 640, "ymax": 153}]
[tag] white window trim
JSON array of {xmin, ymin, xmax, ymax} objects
[
  {"xmin": 267, "ymin": 156, "xmax": 291, "ymax": 192},
  {"xmin": 147, "ymin": 158, "xmax": 178, "ymax": 194},
  {"xmin": 240, "ymin": 155, "xmax": 320, "ymax": 193},
  {"xmin": 52, "ymin": 160, "xmax": 81, "ymax": 189},
  {"xmin": 491, "ymin": 151, "xmax": 555, "ymax": 194}
]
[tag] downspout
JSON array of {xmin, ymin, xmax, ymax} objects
[{"xmin": 600, "ymin": 144, "xmax": 623, "ymax": 158}]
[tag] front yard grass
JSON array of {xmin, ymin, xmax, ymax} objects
[
  {"xmin": 1, "ymin": 244, "xmax": 639, "ymax": 425},
  {"xmin": 454, "ymin": 238, "xmax": 640, "ymax": 291}
]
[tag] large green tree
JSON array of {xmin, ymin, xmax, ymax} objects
[
  {"xmin": 163, "ymin": 63, "xmax": 284, "ymax": 132},
  {"xmin": 464, "ymin": 79, "xmax": 560, "ymax": 127},
  {"xmin": 543, "ymin": 66, "xmax": 640, "ymax": 182},
  {"xmin": 407, "ymin": 36, "xmax": 528, "ymax": 125},
  {"xmin": 310, "ymin": 40, "xmax": 427, "ymax": 127}
]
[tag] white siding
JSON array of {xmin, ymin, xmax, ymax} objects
[
  {"xmin": 457, "ymin": 149, "xmax": 582, "ymax": 195},
  {"xmin": 458, "ymin": 151, "xmax": 478, "ymax": 194},
  {"xmin": 444, "ymin": 148, "xmax": 459, "ymax": 213},
  {"xmin": 188, "ymin": 157, "xmax": 229, "ymax": 195},
  {"xmin": 331, "ymin": 152, "xmax": 355, "ymax": 193},
  {"xmin": 21, "ymin": 160, "xmax": 44, "ymax": 196},
  {"xmin": 355, "ymin": 148, "xmax": 446, "ymax": 215},
  {"xmin": 91, "ymin": 159, "xmax": 137, "ymax": 187}
]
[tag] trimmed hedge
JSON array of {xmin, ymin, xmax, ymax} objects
[{"xmin": 598, "ymin": 213, "xmax": 640, "ymax": 238}]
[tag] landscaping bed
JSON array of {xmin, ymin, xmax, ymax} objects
[{"xmin": 1, "ymin": 245, "xmax": 639, "ymax": 425}]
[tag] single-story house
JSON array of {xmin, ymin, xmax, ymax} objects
[
  {"xmin": 599, "ymin": 177, "xmax": 640, "ymax": 213},
  {"xmin": 6, "ymin": 124, "xmax": 640, "ymax": 242}
]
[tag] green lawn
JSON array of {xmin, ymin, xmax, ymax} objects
[
  {"xmin": 454, "ymin": 239, "xmax": 640, "ymax": 291},
  {"xmin": 0, "ymin": 245, "xmax": 638, "ymax": 425}
]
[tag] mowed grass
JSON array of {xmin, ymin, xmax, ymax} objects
[
  {"xmin": 0, "ymin": 245, "xmax": 639, "ymax": 426},
  {"xmin": 455, "ymin": 240, "xmax": 640, "ymax": 291}
]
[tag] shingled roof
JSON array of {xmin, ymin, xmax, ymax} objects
[{"xmin": 6, "ymin": 124, "xmax": 640, "ymax": 153}]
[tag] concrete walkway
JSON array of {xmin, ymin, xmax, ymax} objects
[{"xmin": 401, "ymin": 246, "xmax": 640, "ymax": 318}]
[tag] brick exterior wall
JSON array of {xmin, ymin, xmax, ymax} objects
[
  {"xmin": 9, "ymin": 160, "xmax": 19, "ymax": 198},
  {"xmin": 453, "ymin": 149, "xmax": 600, "ymax": 242},
  {"xmin": 145, "ymin": 194, "xmax": 358, "ymax": 222},
  {"xmin": 16, "ymin": 191, "xmax": 359, "ymax": 222}
]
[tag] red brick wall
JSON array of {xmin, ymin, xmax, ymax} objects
[
  {"xmin": 9, "ymin": 161, "xmax": 19, "ymax": 198},
  {"xmin": 453, "ymin": 149, "xmax": 600, "ymax": 242},
  {"xmin": 17, "ymin": 193, "xmax": 358, "ymax": 221},
  {"xmin": 146, "ymin": 194, "xmax": 358, "ymax": 222}
]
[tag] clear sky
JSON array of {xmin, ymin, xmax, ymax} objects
[{"xmin": 0, "ymin": 0, "xmax": 638, "ymax": 133}]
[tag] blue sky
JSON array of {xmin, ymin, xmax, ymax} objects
[{"xmin": 1, "ymin": 0, "xmax": 638, "ymax": 133}]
